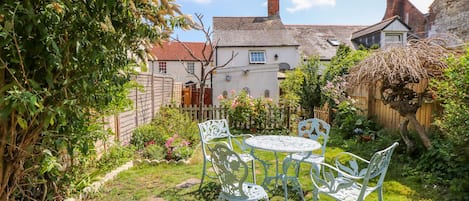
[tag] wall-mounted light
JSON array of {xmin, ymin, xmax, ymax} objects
[
  {"xmin": 274, "ymin": 54, "xmax": 279, "ymax": 60},
  {"xmin": 225, "ymin": 74, "xmax": 231, "ymax": 81},
  {"xmin": 243, "ymin": 69, "xmax": 250, "ymax": 75}
]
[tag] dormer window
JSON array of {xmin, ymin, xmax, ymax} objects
[
  {"xmin": 249, "ymin": 51, "xmax": 266, "ymax": 64},
  {"xmin": 327, "ymin": 39, "xmax": 341, "ymax": 46},
  {"xmin": 385, "ymin": 33, "xmax": 403, "ymax": 43}
]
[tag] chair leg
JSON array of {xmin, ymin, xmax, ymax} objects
[
  {"xmin": 199, "ymin": 160, "xmax": 207, "ymax": 190},
  {"xmin": 312, "ymin": 188, "xmax": 319, "ymax": 201},
  {"xmin": 378, "ymin": 186, "xmax": 384, "ymax": 201},
  {"xmin": 295, "ymin": 161, "xmax": 301, "ymax": 177},
  {"xmin": 251, "ymin": 160, "xmax": 256, "ymax": 184}
]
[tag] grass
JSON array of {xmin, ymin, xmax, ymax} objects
[{"xmin": 87, "ymin": 131, "xmax": 444, "ymax": 201}]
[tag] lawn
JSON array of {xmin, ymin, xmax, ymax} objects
[{"xmin": 87, "ymin": 130, "xmax": 443, "ymax": 201}]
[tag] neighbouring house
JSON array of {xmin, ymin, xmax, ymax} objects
[
  {"xmin": 149, "ymin": 41, "xmax": 213, "ymax": 105},
  {"xmin": 352, "ymin": 16, "xmax": 411, "ymax": 49},
  {"xmin": 212, "ymin": 14, "xmax": 299, "ymax": 105},
  {"xmin": 158, "ymin": 0, "xmax": 468, "ymax": 106},
  {"xmin": 212, "ymin": 0, "xmax": 365, "ymax": 105},
  {"xmin": 382, "ymin": 0, "xmax": 426, "ymax": 38},
  {"xmin": 379, "ymin": 0, "xmax": 468, "ymax": 43}
]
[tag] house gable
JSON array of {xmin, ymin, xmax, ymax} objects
[{"xmin": 352, "ymin": 16, "xmax": 410, "ymax": 48}]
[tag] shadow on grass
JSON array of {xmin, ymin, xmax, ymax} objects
[{"xmin": 193, "ymin": 182, "xmax": 221, "ymax": 200}]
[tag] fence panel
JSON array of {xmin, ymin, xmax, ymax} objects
[
  {"xmin": 173, "ymin": 104, "xmax": 299, "ymax": 132},
  {"xmin": 95, "ymin": 73, "xmax": 176, "ymax": 153},
  {"xmin": 347, "ymin": 80, "xmax": 439, "ymax": 130}
]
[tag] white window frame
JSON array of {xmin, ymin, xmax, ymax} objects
[
  {"xmin": 187, "ymin": 62, "xmax": 195, "ymax": 74},
  {"xmin": 385, "ymin": 33, "xmax": 403, "ymax": 43},
  {"xmin": 158, "ymin": 61, "xmax": 167, "ymax": 73},
  {"xmin": 249, "ymin": 50, "xmax": 266, "ymax": 64}
]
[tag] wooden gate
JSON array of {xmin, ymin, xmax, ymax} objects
[{"xmin": 182, "ymin": 87, "xmax": 212, "ymax": 106}]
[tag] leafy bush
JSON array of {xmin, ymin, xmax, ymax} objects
[
  {"xmin": 333, "ymin": 101, "xmax": 379, "ymax": 139},
  {"xmin": 96, "ymin": 145, "xmax": 135, "ymax": 174},
  {"xmin": 142, "ymin": 144, "xmax": 165, "ymax": 160},
  {"xmin": 219, "ymin": 90, "xmax": 284, "ymax": 131},
  {"xmin": 151, "ymin": 107, "xmax": 199, "ymax": 146},
  {"xmin": 130, "ymin": 124, "xmax": 159, "ymax": 150},
  {"xmin": 130, "ymin": 107, "xmax": 198, "ymax": 161}
]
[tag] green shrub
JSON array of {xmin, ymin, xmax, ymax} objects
[
  {"xmin": 333, "ymin": 101, "xmax": 380, "ymax": 139},
  {"xmin": 131, "ymin": 107, "xmax": 198, "ymax": 161},
  {"xmin": 142, "ymin": 144, "xmax": 165, "ymax": 160},
  {"xmin": 131, "ymin": 124, "xmax": 159, "ymax": 150},
  {"xmin": 96, "ymin": 145, "xmax": 135, "ymax": 173},
  {"xmin": 152, "ymin": 107, "xmax": 199, "ymax": 146},
  {"xmin": 172, "ymin": 145, "xmax": 193, "ymax": 161},
  {"xmin": 431, "ymin": 48, "xmax": 469, "ymax": 199}
]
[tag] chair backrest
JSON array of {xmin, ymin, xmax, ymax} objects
[
  {"xmin": 208, "ymin": 142, "xmax": 250, "ymax": 200},
  {"xmin": 198, "ymin": 119, "xmax": 233, "ymax": 160},
  {"xmin": 298, "ymin": 118, "xmax": 331, "ymax": 155},
  {"xmin": 363, "ymin": 142, "xmax": 399, "ymax": 186}
]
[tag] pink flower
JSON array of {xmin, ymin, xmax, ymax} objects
[
  {"xmin": 217, "ymin": 94, "xmax": 224, "ymax": 100},
  {"xmin": 231, "ymin": 100, "xmax": 238, "ymax": 109},
  {"xmin": 182, "ymin": 140, "xmax": 190, "ymax": 146},
  {"xmin": 164, "ymin": 134, "xmax": 178, "ymax": 149}
]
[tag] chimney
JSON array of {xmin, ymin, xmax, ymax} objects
[
  {"xmin": 268, "ymin": 0, "xmax": 279, "ymax": 17},
  {"xmin": 383, "ymin": 0, "xmax": 405, "ymax": 20}
]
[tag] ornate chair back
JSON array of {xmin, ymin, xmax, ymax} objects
[
  {"xmin": 198, "ymin": 119, "xmax": 234, "ymax": 161},
  {"xmin": 310, "ymin": 142, "xmax": 399, "ymax": 201},
  {"xmin": 298, "ymin": 118, "xmax": 330, "ymax": 156},
  {"xmin": 208, "ymin": 142, "xmax": 250, "ymax": 200}
]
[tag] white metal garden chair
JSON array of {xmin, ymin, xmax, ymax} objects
[
  {"xmin": 208, "ymin": 142, "xmax": 269, "ymax": 201},
  {"xmin": 309, "ymin": 142, "xmax": 399, "ymax": 201},
  {"xmin": 198, "ymin": 119, "xmax": 256, "ymax": 190},
  {"xmin": 283, "ymin": 118, "xmax": 331, "ymax": 176}
]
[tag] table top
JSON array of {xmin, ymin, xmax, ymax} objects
[{"xmin": 245, "ymin": 135, "xmax": 321, "ymax": 153}]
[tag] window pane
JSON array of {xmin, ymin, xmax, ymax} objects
[
  {"xmin": 249, "ymin": 51, "xmax": 266, "ymax": 64},
  {"xmin": 187, "ymin": 62, "xmax": 195, "ymax": 74},
  {"xmin": 385, "ymin": 34, "xmax": 402, "ymax": 42},
  {"xmin": 159, "ymin": 62, "xmax": 167, "ymax": 73}
]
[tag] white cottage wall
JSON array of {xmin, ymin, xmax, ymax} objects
[{"xmin": 212, "ymin": 64, "xmax": 279, "ymax": 106}]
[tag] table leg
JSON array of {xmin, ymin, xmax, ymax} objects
[{"xmin": 282, "ymin": 154, "xmax": 305, "ymax": 201}]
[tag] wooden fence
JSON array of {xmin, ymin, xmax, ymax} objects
[
  {"xmin": 170, "ymin": 104, "xmax": 330, "ymax": 132},
  {"xmin": 347, "ymin": 80, "xmax": 440, "ymax": 130},
  {"xmin": 96, "ymin": 73, "xmax": 179, "ymax": 156}
]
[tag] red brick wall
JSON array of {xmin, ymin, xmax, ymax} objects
[
  {"xmin": 383, "ymin": 0, "xmax": 427, "ymax": 37},
  {"xmin": 268, "ymin": 0, "xmax": 279, "ymax": 16}
]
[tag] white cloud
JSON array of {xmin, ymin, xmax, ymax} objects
[
  {"xmin": 287, "ymin": 0, "xmax": 336, "ymax": 13},
  {"xmin": 409, "ymin": 0, "xmax": 433, "ymax": 13}
]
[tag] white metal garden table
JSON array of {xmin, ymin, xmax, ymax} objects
[{"xmin": 245, "ymin": 135, "xmax": 321, "ymax": 201}]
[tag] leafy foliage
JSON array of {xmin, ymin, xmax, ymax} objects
[
  {"xmin": 298, "ymin": 57, "xmax": 323, "ymax": 117},
  {"xmin": 219, "ymin": 90, "xmax": 283, "ymax": 131},
  {"xmin": 431, "ymin": 48, "xmax": 469, "ymax": 200},
  {"xmin": 0, "ymin": 0, "xmax": 188, "ymax": 199},
  {"xmin": 131, "ymin": 107, "xmax": 198, "ymax": 161},
  {"xmin": 280, "ymin": 67, "xmax": 304, "ymax": 107}
]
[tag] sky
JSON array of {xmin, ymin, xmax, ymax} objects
[{"xmin": 171, "ymin": 0, "xmax": 434, "ymax": 42}]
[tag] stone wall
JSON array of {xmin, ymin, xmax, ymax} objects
[{"xmin": 428, "ymin": 0, "xmax": 469, "ymax": 43}]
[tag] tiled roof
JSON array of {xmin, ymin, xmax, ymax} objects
[
  {"xmin": 149, "ymin": 41, "xmax": 212, "ymax": 61},
  {"xmin": 213, "ymin": 16, "xmax": 298, "ymax": 47},
  {"xmin": 351, "ymin": 16, "xmax": 409, "ymax": 39},
  {"xmin": 213, "ymin": 16, "xmax": 285, "ymax": 30},
  {"xmin": 286, "ymin": 25, "xmax": 367, "ymax": 60}
]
